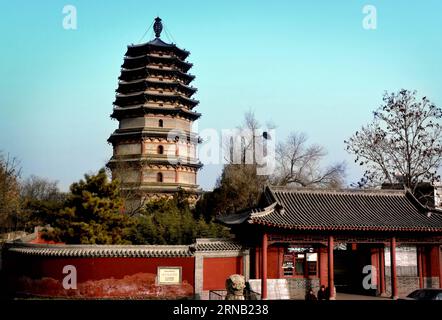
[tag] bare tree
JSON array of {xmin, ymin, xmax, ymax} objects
[
  {"xmin": 21, "ymin": 175, "xmax": 64, "ymax": 202},
  {"xmin": 345, "ymin": 89, "xmax": 442, "ymax": 193},
  {"xmin": 0, "ymin": 153, "xmax": 22, "ymax": 232},
  {"xmin": 273, "ymin": 132, "xmax": 346, "ymax": 188}
]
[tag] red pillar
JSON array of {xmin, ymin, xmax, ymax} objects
[
  {"xmin": 379, "ymin": 246, "xmax": 386, "ymax": 296},
  {"xmin": 261, "ymin": 232, "xmax": 268, "ymax": 300},
  {"xmin": 390, "ymin": 237, "xmax": 398, "ymax": 299},
  {"xmin": 255, "ymin": 247, "xmax": 260, "ymax": 279},
  {"xmin": 328, "ymin": 235, "xmax": 335, "ymax": 300},
  {"xmin": 438, "ymin": 245, "xmax": 442, "ymax": 289},
  {"xmin": 417, "ymin": 246, "xmax": 424, "ymax": 289}
]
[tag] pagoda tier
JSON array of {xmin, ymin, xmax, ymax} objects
[
  {"xmin": 118, "ymin": 66, "xmax": 195, "ymax": 85},
  {"xmin": 110, "ymin": 105, "xmax": 201, "ymax": 121},
  {"xmin": 122, "ymin": 54, "xmax": 193, "ymax": 72},
  {"xmin": 107, "ymin": 17, "xmax": 202, "ymax": 207},
  {"xmin": 117, "ymin": 79, "xmax": 197, "ymax": 96}
]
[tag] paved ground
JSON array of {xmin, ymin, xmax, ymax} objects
[{"xmin": 336, "ymin": 293, "xmax": 390, "ymax": 300}]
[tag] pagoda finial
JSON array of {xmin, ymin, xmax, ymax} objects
[{"xmin": 153, "ymin": 17, "xmax": 163, "ymax": 38}]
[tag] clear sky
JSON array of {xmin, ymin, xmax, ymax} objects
[{"xmin": 0, "ymin": 0, "xmax": 441, "ymax": 191}]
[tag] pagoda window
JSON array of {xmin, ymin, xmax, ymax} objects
[
  {"xmin": 157, "ymin": 145, "xmax": 164, "ymax": 154},
  {"xmin": 157, "ymin": 172, "xmax": 163, "ymax": 182},
  {"xmin": 158, "ymin": 119, "xmax": 164, "ymax": 127}
]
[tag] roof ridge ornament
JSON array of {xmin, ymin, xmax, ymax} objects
[{"xmin": 153, "ymin": 17, "xmax": 163, "ymax": 38}]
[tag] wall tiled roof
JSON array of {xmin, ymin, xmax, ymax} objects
[
  {"xmin": 6, "ymin": 243, "xmax": 193, "ymax": 258},
  {"xmin": 193, "ymin": 238, "xmax": 245, "ymax": 251}
]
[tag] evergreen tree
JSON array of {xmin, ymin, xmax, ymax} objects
[{"xmin": 42, "ymin": 168, "xmax": 133, "ymax": 244}]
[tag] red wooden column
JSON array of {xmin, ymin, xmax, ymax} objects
[
  {"xmin": 438, "ymin": 245, "xmax": 442, "ymax": 289},
  {"xmin": 379, "ymin": 246, "xmax": 386, "ymax": 296},
  {"xmin": 417, "ymin": 246, "xmax": 424, "ymax": 289},
  {"xmin": 254, "ymin": 247, "xmax": 260, "ymax": 279},
  {"xmin": 261, "ymin": 232, "xmax": 268, "ymax": 300},
  {"xmin": 390, "ymin": 237, "xmax": 398, "ymax": 299},
  {"xmin": 328, "ymin": 235, "xmax": 335, "ymax": 300}
]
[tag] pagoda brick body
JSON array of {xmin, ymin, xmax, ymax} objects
[{"xmin": 107, "ymin": 18, "xmax": 202, "ymax": 209}]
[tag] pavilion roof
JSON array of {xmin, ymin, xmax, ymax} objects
[{"xmin": 218, "ymin": 186, "xmax": 442, "ymax": 232}]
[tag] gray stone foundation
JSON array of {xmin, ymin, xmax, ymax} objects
[
  {"xmin": 248, "ymin": 278, "xmax": 320, "ymax": 300},
  {"xmin": 385, "ymin": 276, "xmax": 419, "ymax": 297}
]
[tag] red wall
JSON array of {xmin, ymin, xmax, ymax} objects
[
  {"xmin": 203, "ymin": 257, "xmax": 243, "ymax": 290},
  {"xmin": 4, "ymin": 255, "xmax": 195, "ymax": 298}
]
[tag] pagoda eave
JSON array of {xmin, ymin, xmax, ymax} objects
[
  {"xmin": 110, "ymin": 106, "xmax": 201, "ymax": 121},
  {"xmin": 108, "ymin": 157, "xmax": 203, "ymax": 170},
  {"xmin": 116, "ymin": 79, "xmax": 197, "ymax": 96},
  {"xmin": 114, "ymin": 93, "xmax": 199, "ymax": 108},
  {"xmin": 107, "ymin": 129, "xmax": 200, "ymax": 144}
]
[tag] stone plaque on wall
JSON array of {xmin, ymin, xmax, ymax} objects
[{"xmin": 157, "ymin": 267, "xmax": 182, "ymax": 285}]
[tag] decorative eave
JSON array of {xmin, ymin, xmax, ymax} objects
[
  {"xmin": 122, "ymin": 54, "xmax": 193, "ymax": 72},
  {"xmin": 108, "ymin": 156, "xmax": 204, "ymax": 170},
  {"xmin": 119, "ymin": 66, "xmax": 195, "ymax": 84},
  {"xmin": 110, "ymin": 105, "xmax": 201, "ymax": 121},
  {"xmin": 116, "ymin": 79, "xmax": 197, "ymax": 96},
  {"xmin": 107, "ymin": 128, "xmax": 200, "ymax": 144},
  {"xmin": 134, "ymin": 184, "xmax": 203, "ymax": 194},
  {"xmin": 114, "ymin": 92, "xmax": 199, "ymax": 108}
]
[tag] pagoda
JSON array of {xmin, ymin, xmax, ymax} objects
[{"xmin": 107, "ymin": 17, "xmax": 202, "ymax": 210}]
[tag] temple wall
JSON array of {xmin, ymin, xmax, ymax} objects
[
  {"xmin": 2, "ymin": 244, "xmax": 195, "ymax": 299},
  {"xmin": 2, "ymin": 240, "xmax": 249, "ymax": 300}
]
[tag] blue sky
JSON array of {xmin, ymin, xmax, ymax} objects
[{"xmin": 0, "ymin": 0, "xmax": 441, "ymax": 191}]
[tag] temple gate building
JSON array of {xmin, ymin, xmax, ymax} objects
[
  {"xmin": 219, "ymin": 186, "xmax": 442, "ymax": 299},
  {"xmin": 107, "ymin": 17, "xmax": 202, "ymax": 209}
]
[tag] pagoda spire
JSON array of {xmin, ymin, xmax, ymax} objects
[{"xmin": 153, "ymin": 17, "xmax": 163, "ymax": 38}]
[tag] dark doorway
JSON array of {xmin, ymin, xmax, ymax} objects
[{"xmin": 334, "ymin": 244, "xmax": 376, "ymax": 296}]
